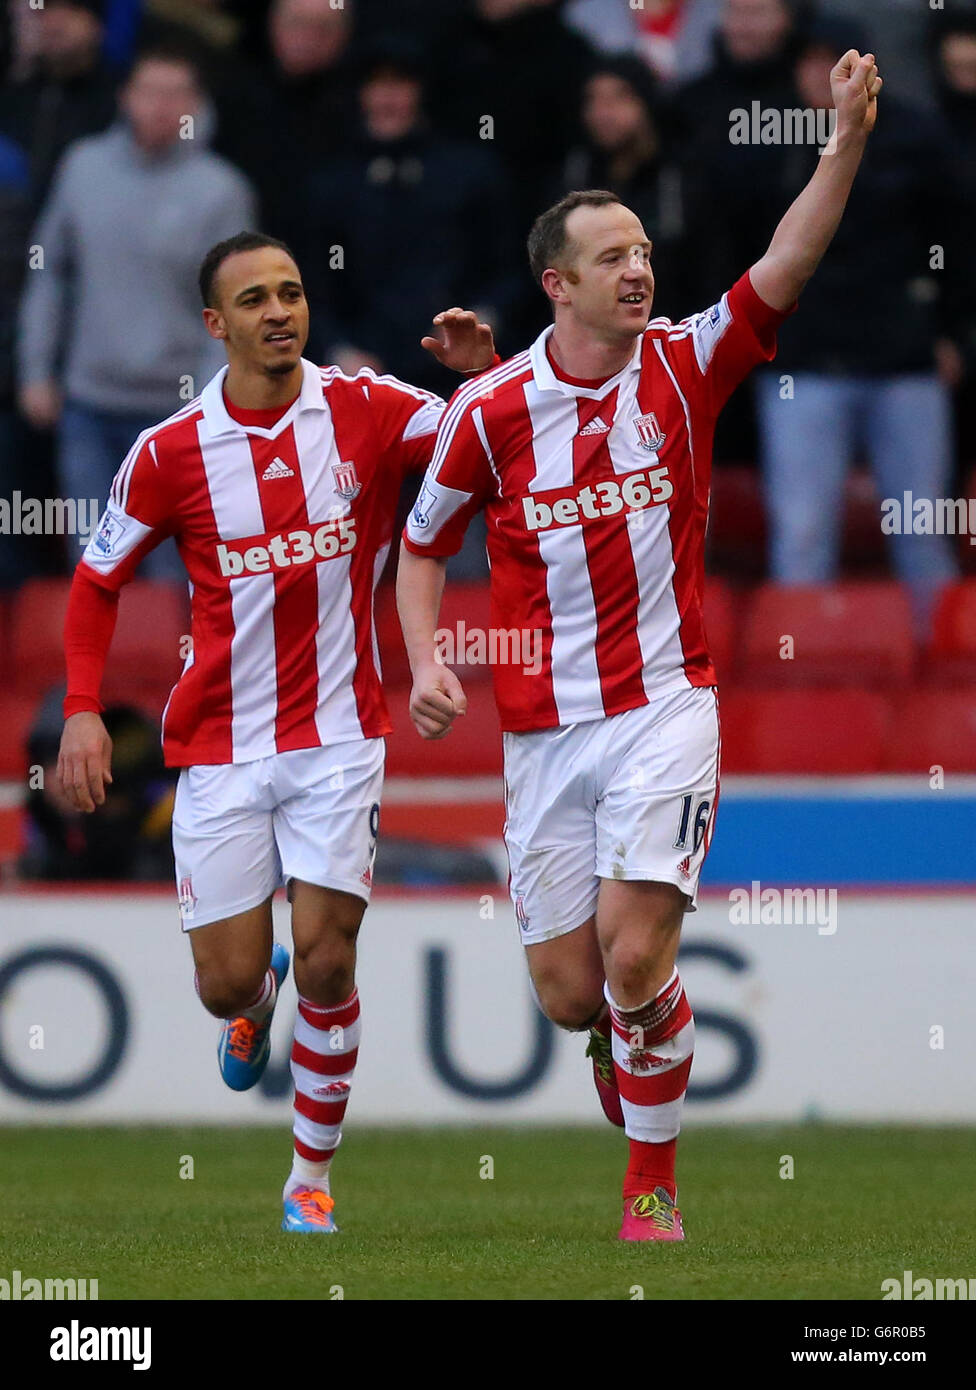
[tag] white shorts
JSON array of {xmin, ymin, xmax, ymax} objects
[
  {"xmin": 172, "ymin": 738, "xmax": 384, "ymax": 930},
  {"xmin": 503, "ymin": 687, "xmax": 720, "ymax": 946}
]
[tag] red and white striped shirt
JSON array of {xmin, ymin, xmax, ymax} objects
[
  {"xmin": 403, "ymin": 272, "xmax": 791, "ymax": 732},
  {"xmin": 77, "ymin": 358, "xmax": 445, "ymax": 766}
]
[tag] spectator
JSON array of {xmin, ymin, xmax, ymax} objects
[
  {"xmin": 931, "ymin": 10, "xmax": 976, "ymax": 395},
  {"xmin": 674, "ymin": 0, "xmax": 812, "ymax": 305},
  {"xmin": 0, "ymin": 135, "xmax": 43, "ymax": 591},
  {"xmin": 662, "ymin": 0, "xmax": 810, "ymax": 461},
  {"xmin": 304, "ymin": 39, "xmax": 522, "ymax": 395},
  {"xmin": 208, "ymin": 0, "xmax": 358, "ymax": 242},
  {"xmin": 427, "ymin": 0, "xmax": 595, "ymax": 237},
  {"xmin": 15, "ymin": 44, "xmax": 256, "ymax": 580},
  {"xmin": 750, "ymin": 19, "xmax": 960, "ymax": 628},
  {"xmin": 673, "ymin": 0, "xmax": 808, "ymax": 210},
  {"xmin": 556, "ymin": 56, "xmax": 693, "ymax": 322},
  {"xmin": 819, "ymin": 0, "xmax": 943, "ymax": 113},
  {"xmin": 565, "ymin": 0, "xmax": 722, "ymax": 86},
  {"xmin": 0, "ymin": 0, "xmax": 119, "ymax": 216},
  {"xmin": 711, "ymin": 0, "xmax": 805, "ymax": 70},
  {"xmin": 261, "ymin": 0, "xmax": 355, "ymax": 150}
]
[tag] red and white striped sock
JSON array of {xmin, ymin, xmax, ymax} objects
[
  {"xmin": 605, "ymin": 969, "xmax": 694, "ymax": 1201},
  {"xmin": 284, "ymin": 989, "xmax": 361, "ymax": 1199},
  {"xmin": 241, "ymin": 969, "xmax": 278, "ymax": 1022}
]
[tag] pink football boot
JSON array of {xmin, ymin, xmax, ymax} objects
[{"xmin": 618, "ymin": 1188, "xmax": 685, "ymax": 1242}]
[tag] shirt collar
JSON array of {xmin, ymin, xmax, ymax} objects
[
  {"xmin": 200, "ymin": 357, "xmax": 326, "ymax": 437},
  {"xmin": 529, "ymin": 324, "xmax": 644, "ymax": 400}
]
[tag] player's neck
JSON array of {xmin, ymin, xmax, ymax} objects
[
  {"xmin": 548, "ymin": 323, "xmax": 638, "ymax": 383},
  {"xmin": 223, "ymin": 361, "xmax": 304, "ymax": 411}
]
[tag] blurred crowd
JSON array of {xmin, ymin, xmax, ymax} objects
[
  {"xmin": 3, "ymin": 0, "xmax": 976, "ymax": 881},
  {"xmin": 2, "ymin": 0, "xmax": 976, "ymax": 597}
]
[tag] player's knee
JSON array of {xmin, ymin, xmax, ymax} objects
[
  {"xmin": 293, "ymin": 935, "xmax": 355, "ymax": 1006},
  {"xmin": 548, "ymin": 1004, "xmax": 601, "ymax": 1031},
  {"xmin": 535, "ymin": 982, "xmax": 604, "ymax": 1032},
  {"xmin": 195, "ymin": 964, "xmax": 266, "ymax": 1019},
  {"xmin": 604, "ymin": 938, "xmax": 675, "ymax": 1002}
]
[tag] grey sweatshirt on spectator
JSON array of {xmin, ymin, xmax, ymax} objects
[{"xmin": 17, "ymin": 123, "xmax": 256, "ymax": 415}]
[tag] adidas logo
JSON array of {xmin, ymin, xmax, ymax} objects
[
  {"xmin": 261, "ymin": 457, "xmax": 294, "ymax": 480},
  {"xmin": 579, "ymin": 417, "xmax": 610, "ymax": 436}
]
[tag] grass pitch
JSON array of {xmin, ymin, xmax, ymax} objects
[{"xmin": 1, "ymin": 1124, "xmax": 973, "ymax": 1301}]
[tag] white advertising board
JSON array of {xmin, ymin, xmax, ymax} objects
[{"xmin": 0, "ymin": 889, "xmax": 971, "ymax": 1123}]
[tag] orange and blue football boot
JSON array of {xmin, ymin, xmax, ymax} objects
[
  {"xmin": 217, "ymin": 942, "xmax": 290, "ymax": 1092},
  {"xmin": 282, "ymin": 1186, "xmax": 339, "ymax": 1234}
]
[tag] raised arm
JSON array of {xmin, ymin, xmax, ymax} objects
[{"xmin": 749, "ymin": 50, "xmax": 883, "ymax": 312}]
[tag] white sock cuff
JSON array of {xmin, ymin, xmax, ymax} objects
[
  {"xmin": 297, "ymin": 988, "xmax": 359, "ymax": 1017},
  {"xmin": 284, "ymin": 1155, "xmax": 332, "ymax": 1200},
  {"xmin": 240, "ymin": 968, "xmax": 277, "ymax": 1021},
  {"xmin": 604, "ymin": 966, "xmax": 679, "ymax": 1019}
]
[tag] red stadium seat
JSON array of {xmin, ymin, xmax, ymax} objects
[
  {"xmin": 707, "ymin": 465, "xmax": 766, "ymax": 578},
  {"xmin": 12, "ymin": 576, "xmax": 188, "ymax": 707},
  {"xmin": 739, "ymin": 581, "xmax": 915, "ymax": 688},
  {"xmin": 707, "ymin": 465, "xmax": 888, "ymax": 580},
  {"xmin": 927, "ymin": 580, "xmax": 976, "ymax": 686},
  {"xmin": 884, "ymin": 690, "xmax": 976, "ymax": 773},
  {"xmin": 720, "ymin": 689, "xmax": 891, "ymax": 773},
  {"xmin": 703, "ymin": 575, "xmax": 738, "ymax": 685},
  {"xmin": 10, "ymin": 577, "xmax": 71, "ymax": 696},
  {"xmin": 0, "ymin": 692, "xmax": 41, "ymax": 778},
  {"xmin": 385, "ymin": 679, "xmax": 502, "ymax": 777}
]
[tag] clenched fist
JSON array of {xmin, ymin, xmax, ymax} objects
[
  {"xmin": 408, "ymin": 658, "xmax": 468, "ymax": 740},
  {"xmin": 831, "ymin": 50, "xmax": 883, "ymax": 139}
]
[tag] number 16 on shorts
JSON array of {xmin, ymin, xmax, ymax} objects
[{"xmin": 673, "ymin": 794, "xmax": 712, "ymax": 853}]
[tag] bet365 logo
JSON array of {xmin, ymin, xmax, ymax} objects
[
  {"xmin": 216, "ymin": 518, "xmax": 357, "ymax": 576},
  {"xmin": 522, "ymin": 468, "xmax": 673, "ymax": 533}
]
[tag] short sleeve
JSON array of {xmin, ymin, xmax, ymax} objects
[
  {"xmin": 663, "ymin": 270, "xmax": 796, "ymax": 416},
  {"xmin": 402, "ymin": 389, "xmax": 497, "ymax": 559},
  {"xmin": 356, "ymin": 369, "xmax": 447, "ymax": 479}
]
